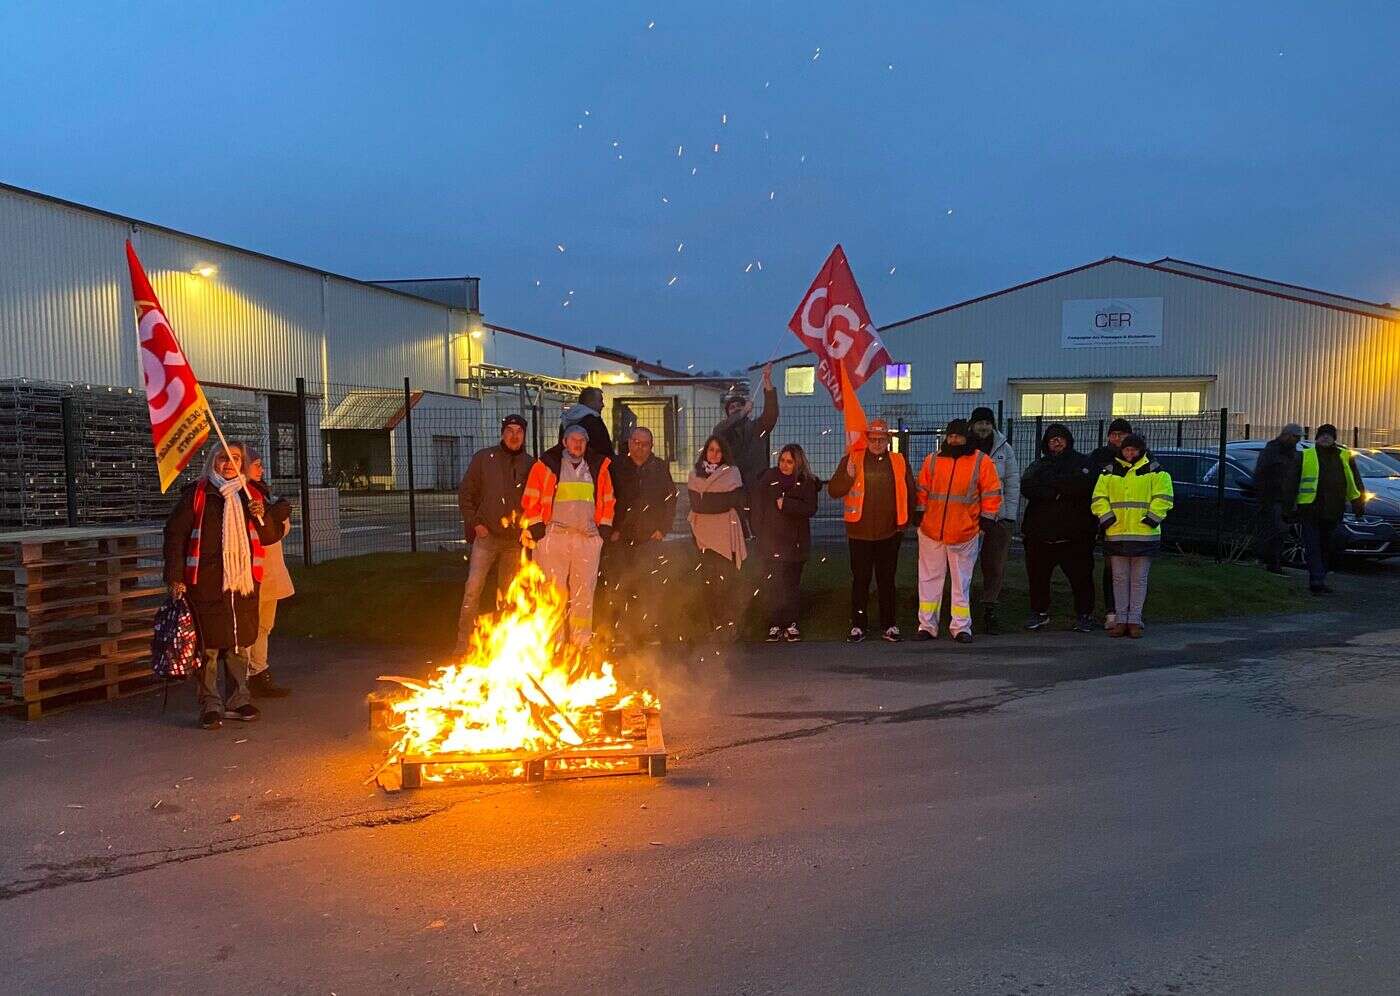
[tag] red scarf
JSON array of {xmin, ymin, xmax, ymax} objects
[{"xmin": 185, "ymin": 480, "xmax": 265, "ymax": 588}]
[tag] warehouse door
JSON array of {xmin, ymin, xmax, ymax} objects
[{"xmin": 433, "ymin": 435, "xmax": 461, "ymax": 491}]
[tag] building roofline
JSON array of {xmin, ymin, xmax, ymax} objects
[
  {"xmin": 368, "ymin": 276, "xmax": 481, "ymax": 284},
  {"xmin": 1149, "ymin": 257, "xmax": 1397, "ymax": 312},
  {"xmin": 754, "ymin": 254, "xmax": 1400, "ymax": 369},
  {"xmin": 482, "ymin": 322, "xmax": 689, "ymax": 378},
  {"xmin": 0, "ymin": 179, "xmax": 478, "ymax": 311}
]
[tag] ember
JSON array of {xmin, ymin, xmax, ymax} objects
[{"xmin": 375, "ymin": 553, "xmax": 663, "ymax": 789}]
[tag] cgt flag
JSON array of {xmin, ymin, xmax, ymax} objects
[
  {"xmin": 786, "ymin": 244, "xmax": 892, "ymax": 412},
  {"xmin": 126, "ymin": 241, "xmax": 213, "ymax": 492}
]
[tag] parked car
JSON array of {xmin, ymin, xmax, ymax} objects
[{"xmin": 1151, "ymin": 442, "xmax": 1400, "ymax": 564}]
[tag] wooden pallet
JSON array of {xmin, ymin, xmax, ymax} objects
[{"xmin": 394, "ymin": 709, "xmax": 666, "ymax": 789}]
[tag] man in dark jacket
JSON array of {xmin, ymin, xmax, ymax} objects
[
  {"xmin": 607, "ymin": 426, "xmax": 678, "ymax": 644},
  {"xmin": 559, "ymin": 387, "xmax": 614, "ymax": 457},
  {"xmin": 1299, "ymin": 423, "xmax": 1363, "ymax": 595},
  {"xmin": 1253, "ymin": 423, "xmax": 1303, "ymax": 573},
  {"xmin": 455, "ymin": 415, "xmax": 536, "ymax": 652},
  {"xmin": 714, "ymin": 363, "xmax": 779, "ymax": 498},
  {"xmin": 1090, "ymin": 417, "xmax": 1133, "ymax": 628},
  {"xmin": 1020, "ymin": 424, "xmax": 1098, "ymax": 632}
]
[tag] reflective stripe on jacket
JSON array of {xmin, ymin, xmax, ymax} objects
[
  {"xmin": 916, "ymin": 450, "xmax": 1002, "ymax": 544},
  {"xmin": 1090, "ymin": 455, "xmax": 1174, "ymax": 544},
  {"xmin": 842, "ymin": 450, "xmax": 910, "ymax": 526},
  {"xmin": 1296, "ymin": 445, "xmax": 1360, "ymax": 506},
  {"xmin": 521, "ymin": 446, "xmax": 616, "ymax": 529}
]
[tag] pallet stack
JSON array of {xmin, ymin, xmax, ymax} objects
[
  {"xmin": 0, "ymin": 380, "xmax": 69, "ymax": 529},
  {"xmin": 0, "ymin": 527, "xmax": 164, "ymax": 719},
  {"xmin": 64, "ymin": 384, "xmax": 162, "ymax": 525}
]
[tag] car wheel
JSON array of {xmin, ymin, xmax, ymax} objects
[{"xmin": 1281, "ymin": 523, "xmax": 1306, "ymax": 566}]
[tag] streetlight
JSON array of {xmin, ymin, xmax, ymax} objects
[{"xmin": 191, "ymin": 264, "xmax": 217, "ymax": 278}]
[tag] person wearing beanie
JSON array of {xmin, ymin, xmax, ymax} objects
[
  {"xmin": 828, "ymin": 419, "xmax": 919, "ymax": 642},
  {"xmin": 1091, "ymin": 433, "xmax": 1173, "ymax": 638},
  {"xmin": 455, "ymin": 414, "xmax": 538, "ymax": 652},
  {"xmin": 558, "ymin": 386, "xmax": 614, "ymax": 457},
  {"xmin": 1253, "ymin": 423, "xmax": 1303, "ymax": 573},
  {"xmin": 967, "ymin": 406, "xmax": 1019, "ymax": 634},
  {"xmin": 1296, "ymin": 423, "xmax": 1362, "ymax": 594},
  {"xmin": 1090, "ymin": 416, "xmax": 1136, "ymax": 629},
  {"xmin": 522, "ymin": 424, "xmax": 616, "ymax": 647},
  {"xmin": 913, "ymin": 418, "xmax": 1002, "ymax": 644},
  {"xmin": 1019, "ymin": 423, "xmax": 1098, "ymax": 632}
]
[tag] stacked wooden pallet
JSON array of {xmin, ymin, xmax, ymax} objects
[{"xmin": 0, "ymin": 528, "xmax": 164, "ymax": 719}]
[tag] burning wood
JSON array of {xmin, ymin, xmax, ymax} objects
[{"xmin": 374, "ymin": 555, "xmax": 664, "ymax": 790}]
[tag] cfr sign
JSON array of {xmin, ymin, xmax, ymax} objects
[{"xmin": 1095, "ymin": 312, "xmax": 1133, "ymax": 328}]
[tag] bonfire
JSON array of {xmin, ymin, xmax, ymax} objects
[{"xmin": 374, "ymin": 552, "xmax": 662, "ymax": 788}]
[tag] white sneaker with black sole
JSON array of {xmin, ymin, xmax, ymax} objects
[
  {"xmin": 766, "ymin": 626, "xmax": 783, "ymax": 642},
  {"xmin": 848, "ymin": 627, "xmax": 865, "ymax": 643}
]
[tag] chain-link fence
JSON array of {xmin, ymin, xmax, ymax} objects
[{"xmin": 3, "ymin": 374, "xmax": 1397, "ymax": 567}]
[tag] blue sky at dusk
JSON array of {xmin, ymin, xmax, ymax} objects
[{"xmin": 3, "ymin": 1, "xmax": 1398, "ymax": 369}]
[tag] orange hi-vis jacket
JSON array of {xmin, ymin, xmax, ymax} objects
[
  {"xmin": 521, "ymin": 447, "xmax": 616, "ymax": 530},
  {"xmin": 916, "ymin": 449, "xmax": 1002, "ymax": 544},
  {"xmin": 842, "ymin": 450, "xmax": 911, "ymax": 525}
]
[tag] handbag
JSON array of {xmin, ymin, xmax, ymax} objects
[{"xmin": 151, "ymin": 596, "xmax": 201, "ymax": 680}]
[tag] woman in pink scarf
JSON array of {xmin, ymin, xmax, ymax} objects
[{"xmin": 687, "ymin": 435, "xmax": 747, "ymax": 642}]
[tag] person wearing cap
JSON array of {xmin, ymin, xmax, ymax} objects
[
  {"xmin": 455, "ymin": 414, "xmax": 537, "ymax": 653},
  {"xmin": 968, "ymin": 406, "xmax": 1020, "ymax": 634},
  {"xmin": 1254, "ymin": 423, "xmax": 1303, "ymax": 574},
  {"xmin": 1019, "ymin": 423, "xmax": 1097, "ymax": 633},
  {"xmin": 914, "ymin": 419, "xmax": 1002, "ymax": 644},
  {"xmin": 1091, "ymin": 433, "xmax": 1173, "ymax": 638},
  {"xmin": 1296, "ymin": 423, "xmax": 1363, "ymax": 595},
  {"xmin": 522, "ymin": 423, "xmax": 617, "ymax": 646},
  {"xmin": 714, "ymin": 362, "xmax": 779, "ymax": 499},
  {"xmin": 827, "ymin": 419, "xmax": 918, "ymax": 642},
  {"xmin": 1090, "ymin": 417, "xmax": 1134, "ymax": 629}
]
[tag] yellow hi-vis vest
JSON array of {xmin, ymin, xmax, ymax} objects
[{"xmin": 1296, "ymin": 445, "xmax": 1360, "ymax": 506}]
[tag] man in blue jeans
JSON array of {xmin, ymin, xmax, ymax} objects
[
  {"xmin": 1296, "ymin": 423, "xmax": 1363, "ymax": 595},
  {"xmin": 455, "ymin": 415, "xmax": 536, "ymax": 652}
]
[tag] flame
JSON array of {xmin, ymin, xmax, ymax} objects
[{"xmin": 379, "ymin": 550, "xmax": 657, "ymax": 777}]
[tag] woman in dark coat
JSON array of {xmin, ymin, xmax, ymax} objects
[
  {"xmin": 164, "ymin": 442, "xmax": 288, "ymax": 729},
  {"xmin": 750, "ymin": 443, "xmax": 820, "ymax": 641},
  {"xmin": 1019, "ymin": 423, "xmax": 1098, "ymax": 632}
]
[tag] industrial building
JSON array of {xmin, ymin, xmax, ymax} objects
[
  {"xmin": 765, "ymin": 256, "xmax": 1399, "ymax": 437},
  {"xmin": 0, "ymin": 181, "xmax": 721, "ymax": 518}
]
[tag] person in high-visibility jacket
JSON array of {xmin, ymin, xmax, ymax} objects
[
  {"xmin": 1296, "ymin": 423, "xmax": 1363, "ymax": 595},
  {"xmin": 914, "ymin": 419, "xmax": 1002, "ymax": 643},
  {"xmin": 1090, "ymin": 433, "xmax": 1173, "ymax": 639},
  {"xmin": 521, "ymin": 424, "xmax": 616, "ymax": 647}
]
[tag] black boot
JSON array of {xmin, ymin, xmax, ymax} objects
[
  {"xmin": 249, "ymin": 670, "xmax": 291, "ymax": 698},
  {"xmin": 982, "ymin": 604, "xmax": 1000, "ymax": 635}
]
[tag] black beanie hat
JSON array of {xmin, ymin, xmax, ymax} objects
[
  {"xmin": 969, "ymin": 406, "xmax": 996, "ymax": 425},
  {"xmin": 1108, "ymin": 417, "xmax": 1133, "ymax": 435},
  {"xmin": 1315, "ymin": 423, "xmax": 1339, "ymax": 441},
  {"xmin": 1043, "ymin": 422, "xmax": 1073, "ymax": 446},
  {"xmin": 501, "ymin": 414, "xmax": 527, "ymax": 431},
  {"xmin": 1121, "ymin": 432, "xmax": 1148, "ymax": 453},
  {"xmin": 945, "ymin": 418, "xmax": 970, "ymax": 437}
]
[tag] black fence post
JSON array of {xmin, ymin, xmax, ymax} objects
[
  {"xmin": 1244, "ymin": 423, "xmax": 1251, "ymax": 440},
  {"xmin": 531, "ymin": 403, "xmax": 543, "ymax": 456},
  {"xmin": 1097, "ymin": 419, "xmax": 1105, "ymax": 446},
  {"xmin": 1176, "ymin": 419, "xmax": 1184, "ymax": 447},
  {"xmin": 295, "ymin": 377, "xmax": 313, "ymax": 567},
  {"xmin": 1215, "ymin": 407, "xmax": 1228, "ymax": 563},
  {"xmin": 60, "ymin": 396, "xmax": 80, "ymax": 527},
  {"xmin": 996, "ymin": 399, "xmax": 1004, "ymax": 431},
  {"xmin": 1006, "ymin": 417, "xmax": 1014, "ymax": 445},
  {"xmin": 403, "ymin": 377, "xmax": 418, "ymax": 553},
  {"xmin": 1353, "ymin": 426, "xmax": 1360, "ymax": 448},
  {"xmin": 1034, "ymin": 415, "xmax": 1043, "ymax": 452},
  {"xmin": 1303, "ymin": 425, "xmax": 1311, "ymax": 440}
]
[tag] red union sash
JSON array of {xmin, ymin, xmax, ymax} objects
[{"xmin": 126, "ymin": 241, "xmax": 213, "ymax": 491}]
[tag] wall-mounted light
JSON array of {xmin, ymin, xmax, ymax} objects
[
  {"xmin": 470, "ymin": 328, "xmax": 483, "ymax": 339},
  {"xmin": 191, "ymin": 264, "xmax": 217, "ymax": 278}
]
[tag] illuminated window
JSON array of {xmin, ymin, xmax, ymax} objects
[
  {"xmin": 1114, "ymin": 390, "xmax": 1203, "ymax": 416},
  {"xmin": 884, "ymin": 363, "xmax": 912, "ymax": 393},
  {"xmin": 1021, "ymin": 393, "xmax": 1086, "ymax": 417},
  {"xmin": 954, "ymin": 361, "xmax": 983, "ymax": 391},
  {"xmin": 784, "ymin": 366, "xmax": 815, "ymax": 396}
]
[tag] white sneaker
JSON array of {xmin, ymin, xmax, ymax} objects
[
  {"xmin": 766, "ymin": 626, "xmax": 783, "ymax": 642},
  {"xmin": 784, "ymin": 625, "xmax": 801, "ymax": 643},
  {"xmin": 848, "ymin": 627, "xmax": 865, "ymax": 643},
  {"xmin": 882, "ymin": 626, "xmax": 902, "ymax": 643}
]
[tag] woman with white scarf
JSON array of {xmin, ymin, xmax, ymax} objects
[
  {"xmin": 687, "ymin": 435, "xmax": 747, "ymax": 642},
  {"xmin": 163, "ymin": 442, "xmax": 284, "ymax": 730}
]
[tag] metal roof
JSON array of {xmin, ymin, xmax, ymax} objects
[{"xmin": 321, "ymin": 390, "xmax": 421, "ymax": 431}]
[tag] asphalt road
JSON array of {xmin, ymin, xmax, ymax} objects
[{"xmin": 3, "ymin": 582, "xmax": 1400, "ymax": 994}]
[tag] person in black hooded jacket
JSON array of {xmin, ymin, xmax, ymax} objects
[{"xmin": 1020, "ymin": 423, "xmax": 1098, "ymax": 632}]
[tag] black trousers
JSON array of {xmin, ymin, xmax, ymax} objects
[
  {"xmin": 697, "ymin": 548, "xmax": 741, "ymax": 639},
  {"xmin": 1025, "ymin": 538, "xmax": 1095, "ymax": 617},
  {"xmin": 611, "ymin": 538, "xmax": 665, "ymax": 642},
  {"xmin": 762, "ymin": 559, "xmax": 804, "ymax": 628},
  {"xmin": 1256, "ymin": 501, "xmax": 1288, "ymax": 570},
  {"xmin": 849, "ymin": 534, "xmax": 901, "ymax": 630}
]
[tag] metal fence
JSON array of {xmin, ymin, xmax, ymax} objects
[{"xmin": 2, "ymin": 374, "xmax": 1397, "ymax": 567}]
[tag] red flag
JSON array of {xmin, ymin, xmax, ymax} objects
[
  {"xmin": 787, "ymin": 245, "xmax": 892, "ymax": 411},
  {"xmin": 126, "ymin": 241, "xmax": 213, "ymax": 491}
]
